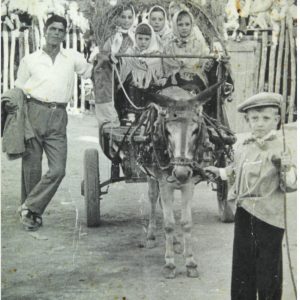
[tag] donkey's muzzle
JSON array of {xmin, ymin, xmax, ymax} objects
[{"xmin": 172, "ymin": 166, "xmax": 193, "ymax": 183}]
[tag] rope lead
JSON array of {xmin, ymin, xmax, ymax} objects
[{"xmin": 281, "ymin": 119, "xmax": 297, "ymax": 298}]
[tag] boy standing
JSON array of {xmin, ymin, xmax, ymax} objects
[{"xmin": 205, "ymin": 92, "xmax": 297, "ymax": 299}]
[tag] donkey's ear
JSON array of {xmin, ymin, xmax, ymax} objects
[{"xmin": 187, "ymin": 81, "xmax": 225, "ymax": 106}]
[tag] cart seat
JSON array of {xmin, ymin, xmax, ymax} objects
[{"xmin": 99, "ymin": 125, "xmax": 148, "ymax": 180}]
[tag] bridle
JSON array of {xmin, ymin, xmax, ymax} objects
[
  {"xmin": 129, "ymin": 80, "xmax": 227, "ymax": 177},
  {"xmin": 151, "ymin": 105, "xmax": 207, "ymax": 172}
]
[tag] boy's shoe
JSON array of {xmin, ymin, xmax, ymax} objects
[{"xmin": 19, "ymin": 205, "xmax": 42, "ymax": 231}]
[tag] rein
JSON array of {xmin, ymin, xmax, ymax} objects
[
  {"xmin": 202, "ymin": 112, "xmax": 234, "ymax": 162},
  {"xmin": 154, "ymin": 108, "xmax": 206, "ymax": 170}
]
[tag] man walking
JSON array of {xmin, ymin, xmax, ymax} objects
[{"xmin": 14, "ymin": 15, "xmax": 92, "ymax": 231}]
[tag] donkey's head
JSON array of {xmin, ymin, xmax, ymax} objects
[{"xmin": 151, "ymin": 82, "xmax": 223, "ymax": 183}]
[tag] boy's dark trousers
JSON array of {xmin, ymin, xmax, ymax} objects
[{"xmin": 231, "ymin": 207, "xmax": 284, "ymax": 300}]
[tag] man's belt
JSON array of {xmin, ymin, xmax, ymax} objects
[{"xmin": 26, "ymin": 96, "xmax": 67, "ymax": 109}]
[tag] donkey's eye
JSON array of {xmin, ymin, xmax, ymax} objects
[{"xmin": 192, "ymin": 128, "xmax": 199, "ymax": 136}]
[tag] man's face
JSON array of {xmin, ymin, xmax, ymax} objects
[
  {"xmin": 119, "ymin": 9, "xmax": 134, "ymax": 30},
  {"xmin": 136, "ymin": 34, "xmax": 151, "ymax": 51},
  {"xmin": 150, "ymin": 11, "xmax": 165, "ymax": 32},
  {"xmin": 177, "ymin": 15, "xmax": 192, "ymax": 38},
  {"xmin": 44, "ymin": 22, "xmax": 66, "ymax": 46},
  {"xmin": 246, "ymin": 107, "xmax": 280, "ymax": 138}
]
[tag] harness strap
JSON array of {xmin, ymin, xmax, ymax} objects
[
  {"xmin": 114, "ymin": 123, "xmax": 134, "ymax": 160},
  {"xmin": 129, "ymin": 108, "xmax": 150, "ymax": 144},
  {"xmin": 112, "ymin": 63, "xmax": 145, "ymax": 111},
  {"xmin": 180, "ymin": 120, "xmax": 188, "ymax": 157},
  {"xmin": 202, "ymin": 112, "xmax": 233, "ymax": 162}
]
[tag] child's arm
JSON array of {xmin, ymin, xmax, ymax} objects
[
  {"xmin": 279, "ymin": 151, "xmax": 297, "ymax": 192},
  {"xmin": 272, "ymin": 151, "xmax": 297, "ymax": 192},
  {"xmin": 204, "ymin": 165, "xmax": 235, "ymax": 183}
]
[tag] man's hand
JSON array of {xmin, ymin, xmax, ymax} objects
[
  {"xmin": 4, "ymin": 101, "xmax": 18, "ymax": 114},
  {"xmin": 204, "ymin": 166, "xmax": 220, "ymax": 178},
  {"xmin": 217, "ymin": 54, "xmax": 230, "ymax": 64},
  {"xmin": 203, "ymin": 58, "xmax": 215, "ymax": 72}
]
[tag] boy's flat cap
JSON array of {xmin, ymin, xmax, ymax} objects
[{"xmin": 237, "ymin": 92, "xmax": 283, "ymax": 113}]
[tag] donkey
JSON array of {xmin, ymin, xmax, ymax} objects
[{"xmin": 135, "ymin": 82, "xmax": 223, "ymax": 279}]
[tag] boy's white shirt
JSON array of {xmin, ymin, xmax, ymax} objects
[{"xmin": 219, "ymin": 129, "xmax": 296, "ymax": 185}]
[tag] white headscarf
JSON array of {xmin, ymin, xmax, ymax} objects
[
  {"xmin": 164, "ymin": 9, "xmax": 209, "ymax": 85},
  {"xmin": 111, "ymin": 5, "xmax": 137, "ymax": 54},
  {"xmin": 133, "ymin": 22, "xmax": 160, "ymax": 53},
  {"xmin": 120, "ymin": 23, "xmax": 165, "ymax": 89},
  {"xmin": 169, "ymin": 3, "xmax": 210, "ymax": 51},
  {"xmin": 172, "ymin": 9, "xmax": 196, "ymax": 43},
  {"xmin": 147, "ymin": 5, "xmax": 173, "ymax": 46},
  {"xmin": 168, "ymin": 1, "xmax": 189, "ymax": 25},
  {"xmin": 171, "ymin": 9, "xmax": 209, "ymax": 54}
]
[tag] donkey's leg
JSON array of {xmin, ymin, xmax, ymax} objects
[
  {"xmin": 181, "ymin": 183, "xmax": 199, "ymax": 278},
  {"xmin": 146, "ymin": 177, "xmax": 159, "ymax": 248},
  {"xmin": 173, "ymin": 235, "xmax": 183, "ymax": 254},
  {"xmin": 160, "ymin": 180, "xmax": 176, "ymax": 279}
]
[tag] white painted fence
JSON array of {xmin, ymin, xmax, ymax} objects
[{"xmin": 1, "ymin": 24, "xmax": 89, "ymax": 114}]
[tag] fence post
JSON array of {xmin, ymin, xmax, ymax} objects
[
  {"xmin": 282, "ymin": 28, "xmax": 289, "ymax": 123},
  {"xmin": 3, "ymin": 24, "xmax": 9, "ymax": 92},
  {"xmin": 34, "ymin": 25, "xmax": 40, "ymax": 50},
  {"xmin": 19, "ymin": 32, "xmax": 24, "ymax": 63},
  {"xmin": 287, "ymin": 16, "xmax": 296, "ymax": 123},
  {"xmin": 268, "ymin": 44, "xmax": 276, "ymax": 92},
  {"xmin": 66, "ymin": 30, "xmax": 71, "ymax": 111},
  {"xmin": 24, "ymin": 29, "xmax": 30, "ymax": 56},
  {"xmin": 80, "ymin": 32, "xmax": 86, "ymax": 113},
  {"xmin": 72, "ymin": 25, "xmax": 79, "ymax": 113},
  {"xmin": 10, "ymin": 30, "xmax": 17, "ymax": 89},
  {"xmin": 258, "ymin": 31, "xmax": 268, "ymax": 92},
  {"xmin": 275, "ymin": 19, "xmax": 285, "ymax": 93}
]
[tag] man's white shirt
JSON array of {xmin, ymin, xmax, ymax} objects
[{"xmin": 15, "ymin": 48, "xmax": 92, "ymax": 103}]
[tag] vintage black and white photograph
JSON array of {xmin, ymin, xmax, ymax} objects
[{"xmin": 1, "ymin": 0, "xmax": 297, "ymax": 299}]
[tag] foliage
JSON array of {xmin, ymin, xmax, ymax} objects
[{"xmin": 89, "ymin": 0, "xmax": 226, "ymax": 49}]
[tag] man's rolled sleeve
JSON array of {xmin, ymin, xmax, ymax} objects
[
  {"xmin": 15, "ymin": 57, "xmax": 30, "ymax": 89},
  {"xmin": 74, "ymin": 51, "xmax": 93, "ymax": 79}
]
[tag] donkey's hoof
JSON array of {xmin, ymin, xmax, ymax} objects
[
  {"xmin": 146, "ymin": 239, "xmax": 156, "ymax": 249},
  {"xmin": 186, "ymin": 267, "xmax": 199, "ymax": 278},
  {"xmin": 162, "ymin": 265, "xmax": 176, "ymax": 279}
]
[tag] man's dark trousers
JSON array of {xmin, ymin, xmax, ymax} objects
[
  {"xmin": 231, "ymin": 207, "xmax": 284, "ymax": 300},
  {"xmin": 21, "ymin": 101, "xmax": 68, "ymax": 215}
]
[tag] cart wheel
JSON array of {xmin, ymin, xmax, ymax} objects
[
  {"xmin": 83, "ymin": 148, "xmax": 100, "ymax": 227},
  {"xmin": 217, "ymin": 178, "xmax": 234, "ymax": 223}
]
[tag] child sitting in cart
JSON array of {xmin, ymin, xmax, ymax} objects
[
  {"xmin": 93, "ymin": 4, "xmax": 136, "ymax": 128},
  {"xmin": 120, "ymin": 22, "xmax": 165, "ymax": 89},
  {"xmin": 168, "ymin": 1, "xmax": 208, "ymax": 44},
  {"xmin": 147, "ymin": 5, "xmax": 173, "ymax": 47},
  {"xmin": 163, "ymin": 9, "xmax": 211, "ymax": 94},
  {"xmin": 204, "ymin": 93, "xmax": 297, "ymax": 300},
  {"xmin": 117, "ymin": 22, "xmax": 166, "ymax": 122}
]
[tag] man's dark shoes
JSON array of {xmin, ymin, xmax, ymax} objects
[{"xmin": 19, "ymin": 205, "xmax": 43, "ymax": 231}]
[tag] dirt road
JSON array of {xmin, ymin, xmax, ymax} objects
[{"xmin": 1, "ymin": 114, "xmax": 297, "ymax": 300}]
